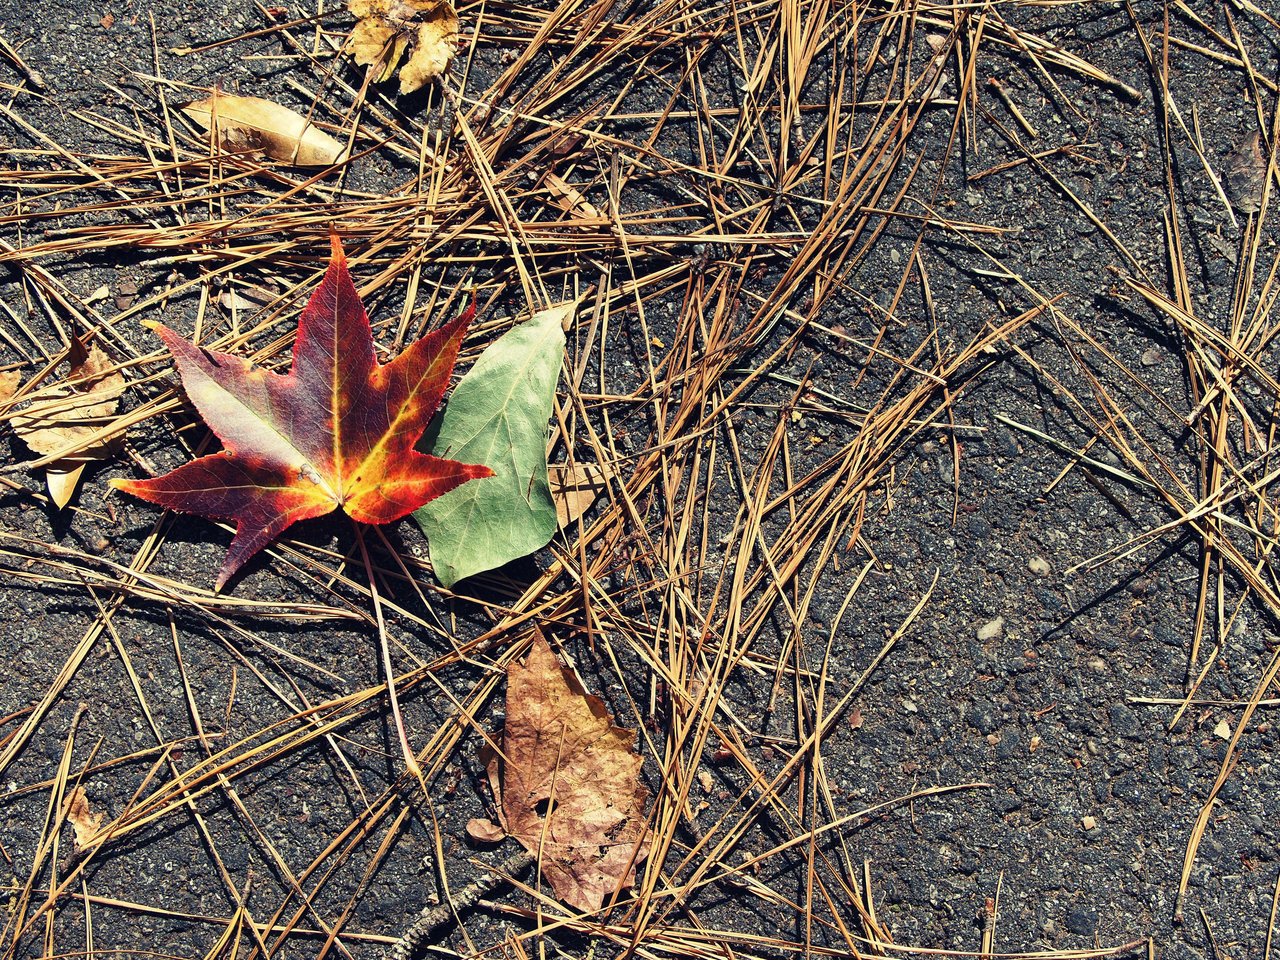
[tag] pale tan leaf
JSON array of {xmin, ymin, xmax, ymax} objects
[
  {"xmin": 45, "ymin": 462, "xmax": 86, "ymax": 509},
  {"xmin": 6, "ymin": 344, "xmax": 126, "ymax": 506},
  {"xmin": 548, "ymin": 461, "xmax": 615, "ymax": 528},
  {"xmin": 63, "ymin": 786, "xmax": 103, "ymax": 849},
  {"xmin": 9, "ymin": 344, "xmax": 125, "ymax": 460},
  {"xmin": 183, "ymin": 93, "xmax": 348, "ymax": 167},
  {"xmin": 482, "ymin": 631, "xmax": 649, "ymax": 912}
]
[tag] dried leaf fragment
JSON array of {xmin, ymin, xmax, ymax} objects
[
  {"xmin": 348, "ymin": 0, "xmax": 458, "ymax": 94},
  {"xmin": 466, "ymin": 817, "xmax": 506, "ymax": 844},
  {"xmin": 63, "ymin": 786, "xmax": 103, "ymax": 849},
  {"xmin": 2, "ymin": 343, "xmax": 126, "ymax": 508},
  {"xmin": 1226, "ymin": 130, "xmax": 1268, "ymax": 216},
  {"xmin": 482, "ymin": 632, "xmax": 649, "ymax": 912},
  {"xmin": 183, "ymin": 92, "xmax": 348, "ymax": 167},
  {"xmin": 548, "ymin": 461, "xmax": 615, "ymax": 528}
]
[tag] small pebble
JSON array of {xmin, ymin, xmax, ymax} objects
[
  {"xmin": 1214, "ymin": 719, "xmax": 1232, "ymax": 740},
  {"xmin": 115, "ymin": 279, "xmax": 138, "ymax": 311},
  {"xmin": 976, "ymin": 616, "xmax": 1004, "ymax": 641},
  {"xmin": 1081, "ymin": 815, "xmax": 1097, "ymax": 830},
  {"xmin": 902, "ymin": 698, "xmax": 918, "ymax": 714},
  {"xmin": 1027, "ymin": 556, "xmax": 1050, "ymax": 576},
  {"xmin": 1140, "ymin": 347, "xmax": 1162, "ymax": 367}
]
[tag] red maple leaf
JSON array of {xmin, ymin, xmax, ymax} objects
[{"xmin": 112, "ymin": 232, "xmax": 493, "ymax": 588}]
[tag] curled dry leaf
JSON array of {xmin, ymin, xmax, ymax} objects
[
  {"xmin": 1, "ymin": 342, "xmax": 126, "ymax": 508},
  {"xmin": 480, "ymin": 631, "xmax": 650, "ymax": 912},
  {"xmin": 63, "ymin": 786, "xmax": 103, "ymax": 850},
  {"xmin": 348, "ymin": 0, "xmax": 459, "ymax": 94},
  {"xmin": 183, "ymin": 93, "xmax": 348, "ymax": 167}
]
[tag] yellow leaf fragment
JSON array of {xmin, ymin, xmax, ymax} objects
[
  {"xmin": 183, "ymin": 93, "xmax": 348, "ymax": 167},
  {"xmin": 347, "ymin": 0, "xmax": 458, "ymax": 94},
  {"xmin": 63, "ymin": 786, "xmax": 103, "ymax": 849},
  {"xmin": 548, "ymin": 461, "xmax": 615, "ymax": 528},
  {"xmin": 481, "ymin": 631, "xmax": 650, "ymax": 912},
  {"xmin": 4, "ymin": 344, "xmax": 126, "ymax": 507}
]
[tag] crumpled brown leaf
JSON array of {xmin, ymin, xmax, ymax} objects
[
  {"xmin": 183, "ymin": 93, "xmax": 349, "ymax": 167},
  {"xmin": 2, "ymin": 341, "xmax": 126, "ymax": 507},
  {"xmin": 347, "ymin": 0, "xmax": 459, "ymax": 94},
  {"xmin": 63, "ymin": 786, "xmax": 103, "ymax": 850},
  {"xmin": 473, "ymin": 631, "xmax": 650, "ymax": 912}
]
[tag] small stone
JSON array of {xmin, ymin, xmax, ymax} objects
[
  {"xmin": 976, "ymin": 617, "xmax": 1005, "ymax": 641},
  {"xmin": 1065, "ymin": 906, "xmax": 1097, "ymax": 935},
  {"xmin": 1081, "ymin": 815, "xmax": 1097, "ymax": 830},
  {"xmin": 115, "ymin": 279, "xmax": 138, "ymax": 311},
  {"xmin": 1213, "ymin": 718, "xmax": 1232, "ymax": 740},
  {"xmin": 902, "ymin": 698, "xmax": 918, "ymax": 714},
  {"xmin": 1140, "ymin": 347, "xmax": 1162, "ymax": 367},
  {"xmin": 967, "ymin": 701, "xmax": 1000, "ymax": 735},
  {"xmin": 1027, "ymin": 556, "xmax": 1050, "ymax": 576}
]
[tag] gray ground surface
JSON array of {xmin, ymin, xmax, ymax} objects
[{"xmin": 2, "ymin": 2, "xmax": 1279, "ymax": 960}]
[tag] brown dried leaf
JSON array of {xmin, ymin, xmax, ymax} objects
[
  {"xmin": 1226, "ymin": 130, "xmax": 1267, "ymax": 216},
  {"xmin": 548, "ymin": 461, "xmax": 615, "ymax": 528},
  {"xmin": 347, "ymin": 0, "xmax": 458, "ymax": 94},
  {"xmin": 63, "ymin": 786, "xmax": 103, "ymax": 849},
  {"xmin": 482, "ymin": 632, "xmax": 649, "ymax": 912},
  {"xmin": 5, "ymin": 344, "xmax": 126, "ymax": 508},
  {"xmin": 466, "ymin": 817, "xmax": 506, "ymax": 844},
  {"xmin": 183, "ymin": 93, "xmax": 348, "ymax": 167}
]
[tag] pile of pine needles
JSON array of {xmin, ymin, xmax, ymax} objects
[{"xmin": 0, "ymin": 0, "xmax": 1277, "ymax": 958}]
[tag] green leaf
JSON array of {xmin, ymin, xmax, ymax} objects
[{"xmin": 415, "ymin": 303, "xmax": 570, "ymax": 587}]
